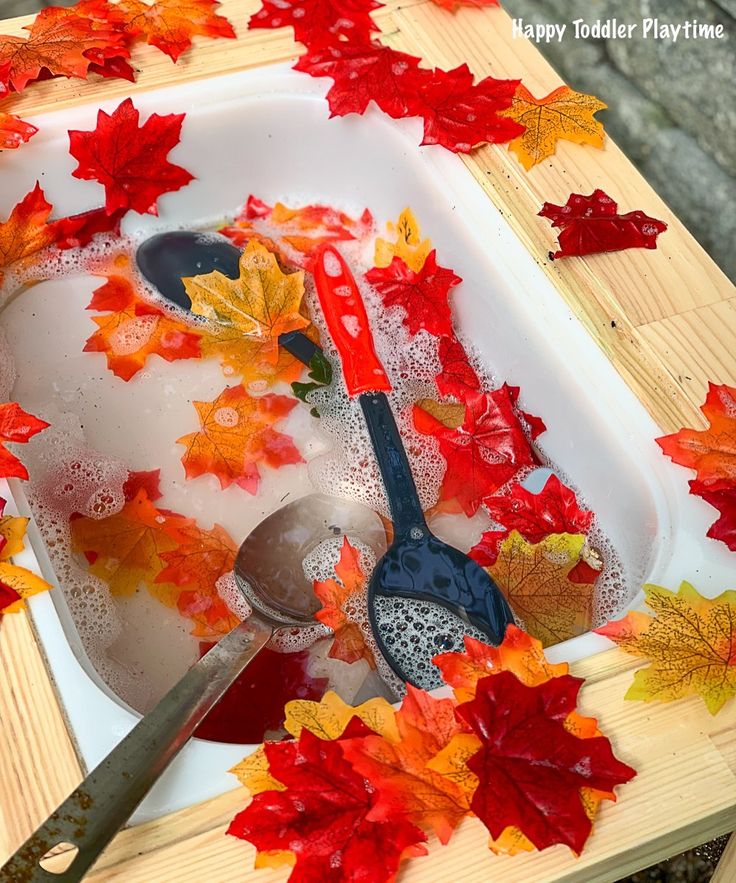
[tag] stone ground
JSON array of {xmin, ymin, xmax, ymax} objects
[{"xmin": 0, "ymin": 0, "xmax": 733, "ymax": 879}]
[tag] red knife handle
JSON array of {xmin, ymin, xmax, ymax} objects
[{"xmin": 313, "ymin": 244, "xmax": 392, "ymax": 397}]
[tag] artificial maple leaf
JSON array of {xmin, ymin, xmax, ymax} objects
[
  {"xmin": 413, "ymin": 387, "xmax": 538, "ymax": 517},
  {"xmin": 417, "ymin": 64, "xmax": 524, "ymax": 153},
  {"xmin": 690, "ymin": 480, "xmax": 736, "ymax": 551},
  {"xmin": 70, "ymin": 488, "xmax": 194, "ymax": 597},
  {"xmin": 228, "ymin": 729, "xmax": 428, "ymax": 880},
  {"xmin": 502, "ymin": 84, "xmax": 607, "ymax": 170},
  {"xmin": 471, "ymin": 474, "xmax": 593, "ymax": 565},
  {"xmin": 0, "ymin": 561, "xmax": 51, "ymax": 614},
  {"xmin": 69, "ymin": 97, "xmax": 194, "ymax": 216},
  {"xmin": 249, "ymin": 0, "xmax": 380, "ymax": 48},
  {"xmin": 313, "ymin": 536, "xmax": 376, "ymax": 667},
  {"xmin": 365, "ymin": 250, "xmax": 462, "ymax": 338},
  {"xmin": 231, "ymin": 745, "xmax": 285, "ymax": 795},
  {"xmin": 110, "ymin": 0, "xmax": 236, "ymax": 63},
  {"xmin": 177, "ymin": 589, "xmax": 239, "ymax": 638},
  {"xmin": 184, "ymin": 240, "xmax": 308, "ymax": 365},
  {"xmin": 456, "ymin": 671, "xmax": 635, "ymax": 854},
  {"xmin": 53, "ymin": 206, "xmax": 125, "ymax": 250},
  {"xmin": 595, "ymin": 582, "xmax": 736, "ymax": 715},
  {"xmin": 195, "ymin": 646, "xmax": 328, "ymax": 743},
  {"xmin": 0, "ymin": 184, "xmax": 58, "ymax": 286},
  {"xmin": 0, "ymin": 111, "xmax": 37, "ymax": 149},
  {"xmin": 435, "ymin": 335, "xmax": 480, "ymax": 399},
  {"xmin": 0, "ymin": 6, "xmax": 125, "ymax": 92},
  {"xmin": 342, "ymin": 685, "xmax": 469, "ymax": 843},
  {"xmin": 123, "ymin": 468, "xmax": 162, "ymax": 502},
  {"xmin": 433, "ymin": 624, "xmax": 569, "ymax": 703},
  {"xmin": 177, "ymin": 384, "xmax": 303, "ymax": 493},
  {"xmin": 0, "ymin": 402, "xmax": 49, "ymax": 481},
  {"xmin": 284, "ymin": 689, "xmax": 399, "ymax": 742},
  {"xmin": 84, "ymin": 275, "xmax": 202, "ymax": 380},
  {"xmin": 294, "ymin": 40, "xmax": 431, "ymax": 119},
  {"xmin": 220, "ymin": 197, "xmax": 373, "ymax": 270},
  {"xmin": 0, "ymin": 511, "xmax": 29, "ymax": 561},
  {"xmin": 539, "ymin": 189, "xmax": 667, "ymax": 259},
  {"xmin": 488, "ymin": 531, "xmax": 595, "ymax": 647},
  {"xmin": 374, "ymin": 207, "xmax": 432, "ymax": 273}
]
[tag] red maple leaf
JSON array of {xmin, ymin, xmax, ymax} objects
[
  {"xmin": 417, "ymin": 64, "xmax": 523, "ymax": 153},
  {"xmin": 109, "ymin": 0, "xmax": 236, "ymax": 63},
  {"xmin": 471, "ymin": 475, "xmax": 593, "ymax": 566},
  {"xmin": 195, "ymin": 646, "xmax": 328, "ymax": 743},
  {"xmin": 690, "ymin": 479, "xmax": 736, "ymax": 551},
  {"xmin": 365, "ymin": 250, "xmax": 462, "ymax": 338},
  {"xmin": 249, "ymin": 0, "xmax": 380, "ymax": 47},
  {"xmin": 123, "ymin": 468, "xmax": 163, "ymax": 503},
  {"xmin": 430, "ymin": 0, "xmax": 499, "ymax": 9},
  {"xmin": 53, "ymin": 206, "xmax": 125, "ymax": 250},
  {"xmin": 68, "ymin": 97, "xmax": 194, "ymax": 216},
  {"xmin": 435, "ymin": 335, "xmax": 480, "ymax": 399},
  {"xmin": 0, "ymin": 6, "xmax": 127, "ymax": 92},
  {"xmin": 294, "ymin": 40, "xmax": 431, "ymax": 119},
  {"xmin": 539, "ymin": 189, "xmax": 667, "ymax": 259},
  {"xmin": 228, "ymin": 728, "xmax": 427, "ymax": 879},
  {"xmin": 414, "ymin": 386, "xmax": 539, "ymax": 517},
  {"xmin": 456, "ymin": 671, "xmax": 636, "ymax": 853},
  {"xmin": 0, "ymin": 403, "xmax": 49, "ymax": 481}
]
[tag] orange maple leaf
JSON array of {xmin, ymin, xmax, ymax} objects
[
  {"xmin": 487, "ymin": 531, "xmax": 596, "ymax": 647},
  {"xmin": 0, "ymin": 6, "xmax": 124, "ymax": 92},
  {"xmin": 342, "ymin": 684, "xmax": 470, "ymax": 844},
  {"xmin": 502, "ymin": 84, "xmax": 607, "ymax": 170},
  {"xmin": 177, "ymin": 384, "xmax": 303, "ymax": 493},
  {"xmin": 657, "ymin": 383, "xmax": 736, "ymax": 486},
  {"xmin": 429, "ymin": 0, "xmax": 499, "ymax": 11},
  {"xmin": 0, "ymin": 184, "xmax": 58, "ymax": 287},
  {"xmin": 84, "ymin": 274, "xmax": 202, "ymax": 380},
  {"xmin": 0, "ymin": 111, "xmax": 37, "ymax": 149},
  {"xmin": 313, "ymin": 536, "xmax": 377, "ymax": 668},
  {"xmin": 111, "ymin": 0, "xmax": 236, "ymax": 63},
  {"xmin": 596, "ymin": 582, "xmax": 736, "ymax": 715},
  {"xmin": 199, "ymin": 326, "xmax": 304, "ymax": 388},
  {"xmin": 70, "ymin": 488, "xmax": 194, "ymax": 597},
  {"xmin": 0, "ymin": 402, "xmax": 49, "ymax": 480}
]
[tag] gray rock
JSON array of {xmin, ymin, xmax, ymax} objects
[
  {"xmin": 601, "ymin": 0, "xmax": 735, "ymax": 175},
  {"xmin": 642, "ymin": 128, "xmax": 736, "ymax": 280}
]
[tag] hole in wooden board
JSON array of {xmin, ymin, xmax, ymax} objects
[{"xmin": 38, "ymin": 842, "xmax": 80, "ymax": 874}]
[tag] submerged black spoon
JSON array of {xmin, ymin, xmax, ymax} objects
[{"xmin": 136, "ymin": 231, "xmax": 515, "ymax": 688}]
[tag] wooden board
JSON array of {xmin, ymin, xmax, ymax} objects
[{"xmin": 0, "ymin": 1, "xmax": 734, "ymax": 881}]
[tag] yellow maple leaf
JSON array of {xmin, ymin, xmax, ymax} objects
[
  {"xmin": 0, "ymin": 561, "xmax": 52, "ymax": 613},
  {"xmin": 283, "ymin": 690, "xmax": 399, "ymax": 742},
  {"xmin": 487, "ymin": 531, "xmax": 595, "ymax": 647},
  {"xmin": 596, "ymin": 582, "xmax": 736, "ymax": 715},
  {"xmin": 502, "ymin": 84, "xmax": 607, "ymax": 170},
  {"xmin": 230, "ymin": 744, "xmax": 285, "ymax": 795},
  {"xmin": 0, "ymin": 515, "xmax": 29, "ymax": 560},
  {"xmin": 199, "ymin": 326, "xmax": 304, "ymax": 388},
  {"xmin": 373, "ymin": 207, "xmax": 431, "ymax": 273},
  {"xmin": 183, "ymin": 240, "xmax": 308, "ymax": 365}
]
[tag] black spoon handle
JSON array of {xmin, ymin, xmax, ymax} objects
[
  {"xmin": 278, "ymin": 330, "xmax": 320, "ymax": 365},
  {"xmin": 359, "ymin": 393, "xmax": 427, "ymax": 539}
]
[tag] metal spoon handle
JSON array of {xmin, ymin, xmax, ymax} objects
[{"xmin": 0, "ymin": 614, "xmax": 274, "ymax": 883}]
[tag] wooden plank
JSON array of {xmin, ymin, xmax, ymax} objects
[
  {"xmin": 1, "ymin": 1, "xmax": 735, "ymax": 881},
  {"xmin": 712, "ymin": 834, "xmax": 736, "ymax": 883}
]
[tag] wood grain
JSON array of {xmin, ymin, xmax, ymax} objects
[{"xmin": 1, "ymin": 1, "xmax": 735, "ymax": 881}]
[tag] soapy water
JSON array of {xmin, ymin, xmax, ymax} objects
[{"xmin": 0, "ymin": 200, "xmax": 634, "ymax": 721}]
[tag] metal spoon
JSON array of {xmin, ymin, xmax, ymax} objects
[
  {"xmin": 312, "ymin": 245, "xmax": 515, "ymax": 689},
  {"xmin": 0, "ymin": 539, "xmax": 321, "ymax": 883}
]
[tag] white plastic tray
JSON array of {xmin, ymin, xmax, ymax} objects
[{"xmin": 1, "ymin": 62, "xmax": 732, "ymax": 823}]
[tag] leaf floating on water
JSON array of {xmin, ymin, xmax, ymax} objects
[
  {"xmin": 69, "ymin": 97, "xmax": 194, "ymax": 216},
  {"xmin": 84, "ymin": 275, "xmax": 201, "ymax": 381},
  {"xmin": 539, "ymin": 189, "xmax": 667, "ymax": 259},
  {"xmin": 291, "ymin": 349, "xmax": 333, "ymax": 417},
  {"xmin": 0, "ymin": 402, "xmax": 49, "ymax": 481},
  {"xmin": 434, "ymin": 335, "xmax": 481, "ymax": 400},
  {"xmin": 374, "ymin": 207, "xmax": 432, "ymax": 272},
  {"xmin": 657, "ymin": 383, "xmax": 736, "ymax": 551},
  {"xmin": 596, "ymin": 582, "xmax": 736, "ymax": 715},
  {"xmin": 177, "ymin": 384, "xmax": 303, "ymax": 493},
  {"xmin": 0, "ymin": 184, "xmax": 58, "ymax": 287},
  {"xmin": 487, "ymin": 531, "xmax": 596, "ymax": 647},
  {"xmin": 502, "ymin": 84, "xmax": 607, "ymax": 170}
]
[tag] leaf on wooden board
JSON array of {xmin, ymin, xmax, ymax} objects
[
  {"xmin": 0, "ymin": 561, "xmax": 52, "ymax": 614},
  {"xmin": 284, "ymin": 689, "xmax": 399, "ymax": 742},
  {"xmin": 595, "ymin": 581, "xmax": 736, "ymax": 715},
  {"xmin": 249, "ymin": 0, "xmax": 380, "ymax": 47}
]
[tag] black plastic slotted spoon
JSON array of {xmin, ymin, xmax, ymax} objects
[{"xmin": 136, "ymin": 231, "xmax": 515, "ymax": 688}]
